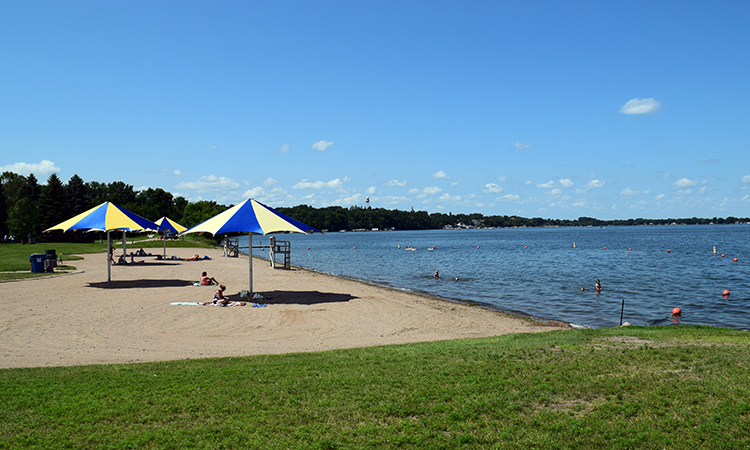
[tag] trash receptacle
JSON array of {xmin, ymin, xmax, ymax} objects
[
  {"xmin": 45, "ymin": 249, "xmax": 57, "ymax": 272},
  {"xmin": 30, "ymin": 254, "xmax": 46, "ymax": 273}
]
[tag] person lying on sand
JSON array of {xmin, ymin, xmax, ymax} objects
[
  {"xmin": 186, "ymin": 254, "xmax": 202, "ymax": 261},
  {"xmin": 200, "ymin": 271, "xmax": 218, "ymax": 285}
]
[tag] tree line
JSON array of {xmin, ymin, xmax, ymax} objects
[{"xmin": 2, "ymin": 171, "xmax": 748, "ymax": 243}]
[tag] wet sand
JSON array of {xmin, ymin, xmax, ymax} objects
[{"xmin": 0, "ymin": 248, "xmax": 569, "ymax": 368}]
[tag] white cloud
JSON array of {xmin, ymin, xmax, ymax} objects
[
  {"xmin": 0, "ymin": 160, "xmax": 60, "ymax": 176},
  {"xmin": 439, "ymin": 193, "xmax": 462, "ymax": 202},
  {"xmin": 385, "ymin": 179, "xmax": 407, "ymax": 187},
  {"xmin": 674, "ymin": 178, "xmax": 697, "ymax": 188},
  {"xmin": 699, "ymin": 186, "xmax": 707, "ymax": 194},
  {"xmin": 263, "ymin": 177, "xmax": 278, "ymax": 186},
  {"xmin": 514, "ymin": 142, "xmax": 534, "ymax": 151},
  {"xmin": 497, "ymin": 176, "xmax": 507, "ymax": 182},
  {"xmin": 549, "ymin": 188, "xmax": 562, "ymax": 196},
  {"xmin": 742, "ymin": 175, "xmax": 750, "ymax": 184},
  {"xmin": 588, "ymin": 179, "xmax": 605, "ymax": 188},
  {"xmin": 499, "ymin": 194, "xmax": 520, "ymax": 202},
  {"xmin": 366, "ymin": 186, "xmax": 376, "ymax": 195},
  {"xmin": 572, "ymin": 202, "xmax": 587, "ymax": 207},
  {"xmin": 312, "ymin": 140, "xmax": 333, "ymax": 152},
  {"xmin": 619, "ymin": 98, "xmax": 663, "ymax": 115},
  {"xmin": 174, "ymin": 175, "xmax": 240, "ymax": 192},
  {"xmin": 483, "ymin": 183, "xmax": 502, "ymax": 194},
  {"xmin": 525, "ymin": 180, "xmax": 533, "ymax": 185},
  {"xmin": 242, "ymin": 187, "xmax": 265, "ymax": 198},
  {"xmin": 536, "ymin": 181, "xmax": 554, "ymax": 189},
  {"xmin": 432, "ymin": 170, "xmax": 450, "ymax": 179},
  {"xmin": 656, "ymin": 194, "xmax": 665, "ymax": 200},
  {"xmin": 677, "ymin": 189, "xmax": 692, "ymax": 195},
  {"xmin": 621, "ymin": 188, "xmax": 637, "ymax": 196},
  {"xmin": 173, "ymin": 169, "xmax": 182, "ymax": 176},
  {"xmin": 277, "ymin": 144, "xmax": 290, "ymax": 153},
  {"xmin": 409, "ymin": 187, "xmax": 442, "ymax": 197},
  {"xmin": 559, "ymin": 178, "xmax": 574, "ymax": 188},
  {"xmin": 292, "ymin": 178, "xmax": 349, "ymax": 190}
]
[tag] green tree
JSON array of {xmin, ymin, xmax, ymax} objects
[
  {"xmin": 65, "ymin": 174, "xmax": 89, "ymax": 216},
  {"xmin": 181, "ymin": 201, "xmax": 228, "ymax": 227},
  {"xmin": 39, "ymin": 173, "xmax": 68, "ymax": 233}
]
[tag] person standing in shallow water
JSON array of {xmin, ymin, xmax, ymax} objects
[
  {"xmin": 595, "ymin": 279, "xmax": 602, "ymax": 292},
  {"xmin": 434, "ymin": 270, "xmax": 439, "ymax": 279}
]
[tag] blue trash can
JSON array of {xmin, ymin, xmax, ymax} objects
[{"xmin": 30, "ymin": 254, "xmax": 46, "ymax": 273}]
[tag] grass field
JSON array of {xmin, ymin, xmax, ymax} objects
[
  {"xmin": 1, "ymin": 326, "xmax": 748, "ymax": 449},
  {"xmin": 0, "ymin": 237, "xmax": 215, "ymax": 276}
]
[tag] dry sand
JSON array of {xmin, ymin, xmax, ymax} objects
[{"xmin": 0, "ymin": 248, "xmax": 569, "ymax": 368}]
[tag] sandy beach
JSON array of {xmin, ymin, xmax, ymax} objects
[{"xmin": 0, "ymin": 248, "xmax": 569, "ymax": 368}]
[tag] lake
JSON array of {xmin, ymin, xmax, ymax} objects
[{"xmin": 240, "ymin": 225, "xmax": 750, "ymax": 330}]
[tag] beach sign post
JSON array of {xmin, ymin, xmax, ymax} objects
[
  {"xmin": 44, "ymin": 201, "xmax": 163, "ymax": 284},
  {"xmin": 179, "ymin": 198, "xmax": 320, "ymax": 295}
]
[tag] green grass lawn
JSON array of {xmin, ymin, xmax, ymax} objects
[
  {"xmin": 0, "ymin": 236, "xmax": 215, "ymax": 276},
  {"xmin": 1, "ymin": 326, "xmax": 748, "ymax": 449}
]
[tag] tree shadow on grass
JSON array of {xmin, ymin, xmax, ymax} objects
[
  {"xmin": 256, "ymin": 290, "xmax": 357, "ymax": 305},
  {"xmin": 89, "ymin": 279, "xmax": 195, "ymax": 289}
]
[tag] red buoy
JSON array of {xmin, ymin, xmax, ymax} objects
[
  {"xmin": 628, "ymin": 248, "xmax": 632, "ymax": 251},
  {"xmin": 722, "ymin": 289, "xmax": 730, "ymax": 296},
  {"xmin": 733, "ymin": 258, "xmax": 738, "ymax": 262},
  {"xmin": 603, "ymin": 247, "xmax": 607, "ymax": 250},
  {"xmin": 307, "ymin": 247, "xmax": 310, "ymax": 250},
  {"xmin": 667, "ymin": 249, "xmax": 671, "ymax": 253},
  {"xmin": 672, "ymin": 307, "xmax": 681, "ymax": 316},
  {"xmin": 721, "ymin": 254, "xmax": 725, "ymax": 257},
  {"xmin": 477, "ymin": 246, "xmax": 480, "ymax": 249}
]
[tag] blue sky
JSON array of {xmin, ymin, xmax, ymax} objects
[{"xmin": 2, "ymin": 1, "xmax": 749, "ymax": 220}]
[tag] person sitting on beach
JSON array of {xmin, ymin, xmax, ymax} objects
[
  {"xmin": 136, "ymin": 248, "xmax": 147, "ymax": 256},
  {"xmin": 200, "ymin": 271, "xmax": 218, "ymax": 285},
  {"xmin": 117, "ymin": 254, "xmax": 127, "ymax": 265},
  {"xmin": 213, "ymin": 285, "xmax": 229, "ymax": 305}
]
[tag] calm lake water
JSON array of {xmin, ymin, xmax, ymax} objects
[{"xmin": 240, "ymin": 225, "xmax": 750, "ymax": 330}]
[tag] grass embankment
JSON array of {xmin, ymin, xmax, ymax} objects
[
  {"xmin": 0, "ymin": 236, "xmax": 215, "ymax": 280},
  {"xmin": 1, "ymin": 326, "xmax": 748, "ymax": 449}
]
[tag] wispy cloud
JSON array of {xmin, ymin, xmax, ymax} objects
[
  {"xmin": 698, "ymin": 158, "xmax": 719, "ymax": 164},
  {"xmin": 483, "ymin": 183, "xmax": 502, "ymax": 194},
  {"xmin": 173, "ymin": 169, "xmax": 182, "ymax": 176},
  {"xmin": 513, "ymin": 142, "xmax": 534, "ymax": 151},
  {"xmin": 559, "ymin": 178, "xmax": 573, "ymax": 188},
  {"xmin": 262, "ymin": 177, "xmax": 278, "ymax": 186},
  {"xmin": 312, "ymin": 140, "xmax": 333, "ymax": 152},
  {"xmin": 0, "ymin": 160, "xmax": 60, "ymax": 176},
  {"xmin": 276, "ymin": 144, "xmax": 290, "ymax": 153},
  {"xmin": 673, "ymin": 178, "xmax": 697, "ymax": 188},
  {"xmin": 432, "ymin": 170, "xmax": 450, "ymax": 179},
  {"xmin": 588, "ymin": 179, "xmax": 605, "ymax": 188},
  {"xmin": 292, "ymin": 177, "xmax": 349, "ymax": 189},
  {"xmin": 409, "ymin": 187, "xmax": 442, "ymax": 197},
  {"xmin": 174, "ymin": 175, "xmax": 240, "ymax": 192},
  {"xmin": 742, "ymin": 175, "xmax": 750, "ymax": 184},
  {"xmin": 536, "ymin": 181, "xmax": 554, "ymax": 189},
  {"xmin": 619, "ymin": 97, "xmax": 663, "ymax": 115},
  {"xmin": 385, "ymin": 179, "xmax": 407, "ymax": 187}
]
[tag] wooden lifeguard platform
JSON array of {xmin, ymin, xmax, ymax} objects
[{"xmin": 224, "ymin": 235, "xmax": 291, "ymax": 269}]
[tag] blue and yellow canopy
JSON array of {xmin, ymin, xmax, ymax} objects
[
  {"xmin": 153, "ymin": 217, "xmax": 187, "ymax": 234},
  {"xmin": 181, "ymin": 198, "xmax": 319, "ymax": 236},
  {"xmin": 45, "ymin": 202, "xmax": 161, "ymax": 233}
]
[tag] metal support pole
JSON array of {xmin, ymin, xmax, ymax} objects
[
  {"xmin": 620, "ymin": 299, "xmax": 625, "ymax": 326},
  {"xmin": 107, "ymin": 230, "xmax": 111, "ymax": 284},
  {"xmin": 248, "ymin": 233, "xmax": 253, "ymax": 295}
]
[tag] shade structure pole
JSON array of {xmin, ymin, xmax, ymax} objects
[
  {"xmin": 248, "ymin": 233, "xmax": 253, "ymax": 295},
  {"xmin": 163, "ymin": 231, "xmax": 167, "ymax": 258},
  {"xmin": 107, "ymin": 230, "xmax": 111, "ymax": 284},
  {"xmin": 122, "ymin": 231, "xmax": 127, "ymax": 258}
]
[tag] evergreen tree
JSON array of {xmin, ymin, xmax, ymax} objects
[
  {"xmin": 40, "ymin": 173, "xmax": 68, "ymax": 232},
  {"xmin": 65, "ymin": 174, "xmax": 89, "ymax": 216}
]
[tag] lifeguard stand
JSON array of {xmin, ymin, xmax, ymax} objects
[
  {"xmin": 269, "ymin": 236, "xmax": 291, "ymax": 269},
  {"xmin": 223, "ymin": 236, "xmax": 240, "ymax": 257}
]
